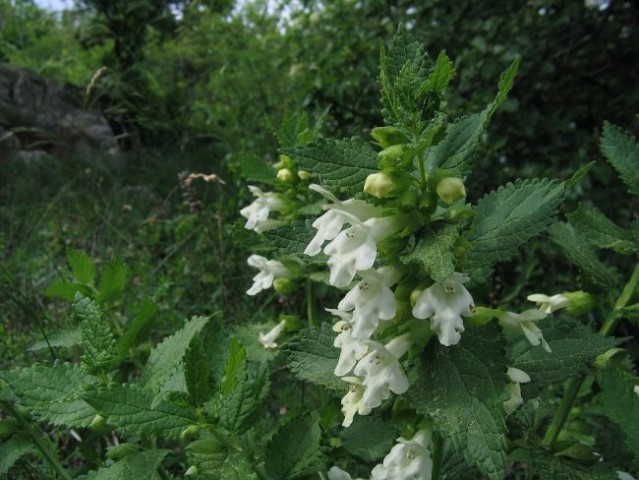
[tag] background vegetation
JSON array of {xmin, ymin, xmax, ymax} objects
[{"xmin": 1, "ymin": 0, "xmax": 639, "ymax": 478}]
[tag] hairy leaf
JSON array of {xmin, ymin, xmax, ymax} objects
[
  {"xmin": 340, "ymin": 415, "xmax": 396, "ymax": 462},
  {"xmin": 29, "ymin": 326, "xmax": 82, "ymax": 352},
  {"xmin": 601, "ymin": 122, "xmax": 639, "ymax": 196},
  {"xmin": 96, "ymin": 258, "xmax": 127, "ymax": 304},
  {"xmin": 263, "ymin": 220, "xmax": 316, "ymax": 256},
  {"xmin": 401, "ymin": 223, "xmax": 460, "ymax": 281},
  {"xmin": 74, "ymin": 295, "xmax": 118, "ymax": 374},
  {"xmin": 406, "ymin": 325, "xmax": 508, "ymax": 479},
  {"xmin": 141, "ymin": 316, "xmax": 209, "ymax": 392},
  {"xmin": 184, "ymin": 336, "xmax": 214, "ymax": 406},
  {"xmin": 0, "ymin": 435, "xmax": 37, "ymax": 476},
  {"xmin": 77, "ymin": 449, "xmax": 169, "ymax": 480},
  {"xmin": 568, "ymin": 205, "xmax": 636, "ymax": 254},
  {"xmin": 67, "ymin": 249, "xmax": 95, "ymax": 285}
]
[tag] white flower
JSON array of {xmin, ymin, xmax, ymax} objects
[
  {"xmin": 304, "ymin": 184, "xmax": 381, "ymax": 256},
  {"xmin": 617, "ymin": 472, "xmax": 637, "ymax": 480},
  {"xmin": 503, "ymin": 367, "xmax": 531, "ymax": 415},
  {"xmin": 371, "ymin": 428, "xmax": 433, "ymax": 480},
  {"xmin": 498, "ymin": 309, "xmax": 551, "ymax": 352},
  {"xmin": 527, "ymin": 293, "xmax": 570, "ymax": 314},
  {"xmin": 353, "ymin": 335, "xmax": 411, "ymax": 409},
  {"xmin": 246, "ymin": 255, "xmax": 288, "ymax": 296},
  {"xmin": 412, "ymin": 272, "xmax": 475, "ymax": 346},
  {"xmin": 324, "ymin": 214, "xmax": 403, "ymax": 287},
  {"xmin": 258, "ymin": 319, "xmax": 287, "ymax": 349},
  {"xmin": 634, "ymin": 385, "xmax": 639, "ymax": 398},
  {"xmin": 338, "ymin": 267, "xmax": 400, "ymax": 341},
  {"xmin": 327, "ymin": 466, "xmax": 365, "ymax": 480},
  {"xmin": 329, "ymin": 310, "xmax": 369, "ymax": 377},
  {"xmin": 340, "ymin": 376, "xmax": 372, "ymax": 427},
  {"xmin": 240, "ymin": 186, "xmax": 284, "ymax": 232}
]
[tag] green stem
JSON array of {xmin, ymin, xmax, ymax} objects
[
  {"xmin": 430, "ymin": 431, "xmax": 444, "ymax": 480},
  {"xmin": 306, "ymin": 280, "xmax": 317, "ymax": 328},
  {"xmin": 2, "ymin": 401, "xmax": 71, "ymax": 480},
  {"xmin": 542, "ymin": 261, "xmax": 639, "ymax": 448}
]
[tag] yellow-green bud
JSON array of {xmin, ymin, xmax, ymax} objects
[
  {"xmin": 370, "ymin": 126, "xmax": 409, "ymax": 147},
  {"xmin": 562, "ymin": 291, "xmax": 596, "ymax": 315},
  {"xmin": 280, "ymin": 314, "xmax": 302, "ymax": 331},
  {"xmin": 453, "ymin": 237, "xmax": 471, "ymax": 259},
  {"xmin": 399, "ymin": 189, "xmax": 419, "ymax": 211},
  {"xmin": 378, "ymin": 144, "xmax": 404, "ymax": 169},
  {"xmin": 298, "ymin": 170, "xmax": 312, "ymax": 181},
  {"xmin": 410, "ymin": 289, "xmax": 423, "ymax": 308},
  {"xmin": 88, "ymin": 414, "xmax": 106, "ymax": 431},
  {"xmin": 595, "ymin": 348, "xmax": 627, "ymax": 368},
  {"xmin": 185, "ymin": 466, "xmax": 199, "ymax": 476},
  {"xmin": 274, "ymin": 154, "xmax": 293, "ymax": 169},
  {"xmin": 276, "ymin": 168, "xmax": 294, "ymax": 184},
  {"xmin": 273, "ymin": 277, "xmax": 294, "ymax": 294},
  {"xmin": 436, "ymin": 177, "xmax": 466, "ymax": 205},
  {"xmin": 364, "ymin": 172, "xmax": 396, "ymax": 198},
  {"xmin": 180, "ymin": 425, "xmax": 201, "ymax": 440}
]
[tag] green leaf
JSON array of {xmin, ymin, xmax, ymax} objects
[
  {"xmin": 601, "ymin": 122, "xmax": 639, "ymax": 196},
  {"xmin": 238, "ymin": 152, "xmax": 276, "ymax": 185},
  {"xmin": 43, "ymin": 281, "xmax": 93, "ymax": 301},
  {"xmin": 467, "ymin": 178, "xmax": 564, "ymax": 273},
  {"xmin": 263, "ymin": 220, "xmax": 316, "ymax": 256},
  {"xmin": 141, "ymin": 316, "xmax": 209, "ymax": 392},
  {"xmin": 512, "ymin": 448, "xmax": 618, "ymax": 480},
  {"xmin": 0, "ymin": 435, "xmax": 37, "ymax": 476},
  {"xmin": 218, "ymin": 453, "xmax": 259, "ymax": 480},
  {"xmin": 406, "ymin": 325, "xmax": 507, "ymax": 480},
  {"xmin": 340, "ymin": 415, "xmax": 396, "ymax": 462},
  {"xmin": 419, "ymin": 50, "xmax": 454, "ymax": 95},
  {"xmin": 74, "ymin": 295, "xmax": 118, "ymax": 374},
  {"xmin": 77, "ymin": 449, "xmax": 169, "ymax": 480},
  {"xmin": 282, "ymin": 323, "xmax": 346, "ymax": 394},
  {"xmin": 2, "ymin": 362, "xmax": 96, "ymax": 428},
  {"xmin": 96, "ymin": 258, "xmax": 127, "ymax": 304},
  {"xmin": 117, "ymin": 299, "xmax": 157, "ymax": 357},
  {"xmin": 67, "ymin": 248, "xmax": 96, "ymax": 285},
  {"xmin": 508, "ymin": 321, "xmax": 623, "ymax": 398},
  {"xmin": 549, "ymin": 222, "xmax": 622, "ymax": 289},
  {"xmin": 214, "ymin": 340, "xmax": 270, "ymax": 435},
  {"xmin": 568, "ymin": 205, "xmax": 636, "ymax": 254},
  {"xmin": 83, "ymin": 385, "xmax": 197, "ymax": 438},
  {"xmin": 594, "ymin": 365, "xmax": 639, "ymax": 460},
  {"xmin": 264, "ymin": 414, "xmax": 324, "ymax": 480},
  {"xmin": 184, "ymin": 336, "xmax": 214, "ymax": 406},
  {"xmin": 29, "ymin": 326, "xmax": 82, "ymax": 352},
  {"xmin": 400, "ymin": 223, "xmax": 460, "ymax": 281},
  {"xmin": 282, "ymin": 138, "xmax": 378, "ymax": 194}
]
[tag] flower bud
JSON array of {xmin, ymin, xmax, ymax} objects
[
  {"xmin": 398, "ymin": 189, "xmax": 419, "ymax": 211},
  {"xmin": 185, "ymin": 466, "xmax": 199, "ymax": 476},
  {"xmin": 562, "ymin": 291, "xmax": 596, "ymax": 315},
  {"xmin": 378, "ymin": 144, "xmax": 404, "ymax": 169},
  {"xmin": 273, "ymin": 277, "xmax": 294, "ymax": 294},
  {"xmin": 298, "ymin": 170, "xmax": 312, "ymax": 181},
  {"xmin": 418, "ymin": 191, "xmax": 437, "ymax": 216},
  {"xmin": 88, "ymin": 414, "xmax": 106, "ymax": 431},
  {"xmin": 436, "ymin": 177, "xmax": 466, "ymax": 205},
  {"xmin": 364, "ymin": 172, "xmax": 397, "ymax": 198},
  {"xmin": 370, "ymin": 126, "xmax": 409, "ymax": 148},
  {"xmin": 276, "ymin": 168, "xmax": 294, "ymax": 184},
  {"xmin": 180, "ymin": 425, "xmax": 201, "ymax": 440},
  {"xmin": 274, "ymin": 154, "xmax": 293, "ymax": 169}
]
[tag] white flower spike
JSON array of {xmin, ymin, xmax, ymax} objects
[
  {"xmin": 338, "ymin": 267, "xmax": 401, "ymax": 341},
  {"xmin": 240, "ymin": 186, "xmax": 284, "ymax": 232},
  {"xmin": 503, "ymin": 367, "xmax": 531, "ymax": 415},
  {"xmin": 371, "ymin": 428, "xmax": 433, "ymax": 480},
  {"xmin": 498, "ymin": 309, "xmax": 551, "ymax": 352},
  {"xmin": 304, "ymin": 184, "xmax": 381, "ymax": 257},
  {"xmin": 340, "ymin": 376, "xmax": 373, "ymax": 427},
  {"xmin": 353, "ymin": 335, "xmax": 411, "ymax": 409},
  {"xmin": 329, "ymin": 309, "xmax": 369, "ymax": 377},
  {"xmin": 246, "ymin": 255, "xmax": 289, "ymax": 296},
  {"xmin": 412, "ymin": 272, "xmax": 475, "ymax": 346},
  {"xmin": 258, "ymin": 319, "xmax": 287, "ymax": 350},
  {"xmin": 527, "ymin": 293, "xmax": 570, "ymax": 314}
]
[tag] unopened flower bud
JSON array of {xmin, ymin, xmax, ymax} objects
[
  {"xmin": 89, "ymin": 414, "xmax": 106, "ymax": 431},
  {"xmin": 364, "ymin": 172, "xmax": 397, "ymax": 198},
  {"xmin": 185, "ymin": 466, "xmax": 198, "ymax": 476},
  {"xmin": 378, "ymin": 144, "xmax": 404, "ymax": 169},
  {"xmin": 436, "ymin": 177, "xmax": 466, "ymax": 205},
  {"xmin": 274, "ymin": 154, "xmax": 293, "ymax": 169},
  {"xmin": 180, "ymin": 425, "xmax": 201, "ymax": 440},
  {"xmin": 273, "ymin": 277, "xmax": 294, "ymax": 294},
  {"xmin": 562, "ymin": 291, "xmax": 596, "ymax": 315},
  {"xmin": 370, "ymin": 126, "xmax": 409, "ymax": 148},
  {"xmin": 298, "ymin": 170, "xmax": 312, "ymax": 181},
  {"xmin": 276, "ymin": 168, "xmax": 294, "ymax": 183}
]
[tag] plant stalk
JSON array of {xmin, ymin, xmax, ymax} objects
[{"xmin": 307, "ymin": 280, "xmax": 317, "ymax": 328}]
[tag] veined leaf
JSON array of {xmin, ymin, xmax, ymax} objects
[
  {"xmin": 264, "ymin": 414, "xmax": 324, "ymax": 480},
  {"xmin": 29, "ymin": 326, "xmax": 82, "ymax": 352},
  {"xmin": 0, "ymin": 435, "xmax": 37, "ymax": 476},
  {"xmin": 400, "ymin": 223, "xmax": 460, "ymax": 281},
  {"xmin": 340, "ymin": 415, "xmax": 396, "ymax": 462},
  {"xmin": 141, "ymin": 316, "xmax": 209, "ymax": 392},
  {"xmin": 77, "ymin": 449, "xmax": 170, "ymax": 480},
  {"xmin": 238, "ymin": 152, "xmax": 276, "ymax": 185},
  {"xmin": 67, "ymin": 248, "xmax": 95, "ymax": 285},
  {"xmin": 601, "ymin": 122, "xmax": 639, "ymax": 196},
  {"xmin": 184, "ymin": 336, "xmax": 214, "ymax": 406},
  {"xmin": 282, "ymin": 323, "xmax": 346, "ymax": 394},
  {"xmin": 467, "ymin": 178, "xmax": 564, "ymax": 273},
  {"xmin": 2, "ymin": 362, "xmax": 96, "ymax": 428},
  {"xmin": 263, "ymin": 220, "xmax": 316, "ymax": 256},
  {"xmin": 83, "ymin": 385, "xmax": 196, "ymax": 438},
  {"xmin": 74, "ymin": 295, "xmax": 118, "ymax": 374},
  {"xmin": 406, "ymin": 325, "xmax": 508, "ymax": 480},
  {"xmin": 568, "ymin": 205, "xmax": 637, "ymax": 254},
  {"xmin": 96, "ymin": 258, "xmax": 127, "ymax": 304},
  {"xmin": 282, "ymin": 138, "xmax": 378, "ymax": 194}
]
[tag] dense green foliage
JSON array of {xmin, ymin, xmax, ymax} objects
[{"xmin": 1, "ymin": 0, "xmax": 639, "ymax": 479}]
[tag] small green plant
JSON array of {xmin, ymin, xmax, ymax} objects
[{"xmin": 1, "ymin": 27, "xmax": 638, "ymax": 480}]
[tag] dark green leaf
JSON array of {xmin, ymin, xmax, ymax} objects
[
  {"xmin": 568, "ymin": 205, "xmax": 636, "ymax": 254},
  {"xmin": 340, "ymin": 415, "xmax": 396, "ymax": 462},
  {"xmin": 67, "ymin": 249, "xmax": 95, "ymax": 285},
  {"xmin": 74, "ymin": 295, "xmax": 118, "ymax": 374},
  {"xmin": 77, "ymin": 449, "xmax": 170, "ymax": 480},
  {"xmin": 0, "ymin": 435, "xmax": 37, "ymax": 476},
  {"xmin": 263, "ymin": 220, "xmax": 316, "ymax": 256},
  {"xmin": 601, "ymin": 122, "xmax": 639, "ymax": 196},
  {"xmin": 97, "ymin": 258, "xmax": 127, "ymax": 304},
  {"xmin": 400, "ymin": 223, "xmax": 460, "ymax": 281}
]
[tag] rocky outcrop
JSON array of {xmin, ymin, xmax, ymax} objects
[{"xmin": 0, "ymin": 63, "xmax": 122, "ymax": 166}]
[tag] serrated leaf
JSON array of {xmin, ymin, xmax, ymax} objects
[
  {"xmin": 549, "ymin": 222, "xmax": 622, "ymax": 289},
  {"xmin": 77, "ymin": 449, "xmax": 169, "ymax": 480},
  {"xmin": 43, "ymin": 281, "xmax": 93, "ymax": 301},
  {"xmin": 238, "ymin": 152, "xmax": 276, "ymax": 184},
  {"xmin": 601, "ymin": 122, "xmax": 639, "ymax": 196},
  {"xmin": 340, "ymin": 415, "xmax": 396, "ymax": 462},
  {"xmin": 264, "ymin": 414, "xmax": 324, "ymax": 479},
  {"xmin": 419, "ymin": 50, "xmax": 454, "ymax": 95},
  {"xmin": 74, "ymin": 295, "xmax": 118, "ymax": 374},
  {"xmin": 96, "ymin": 258, "xmax": 127, "ymax": 304},
  {"xmin": 467, "ymin": 178, "xmax": 564, "ymax": 272},
  {"xmin": 219, "ymin": 453, "xmax": 258, "ymax": 480},
  {"xmin": 214, "ymin": 340, "xmax": 270, "ymax": 435},
  {"xmin": 595, "ymin": 365, "xmax": 639, "ymax": 460},
  {"xmin": 184, "ymin": 336, "xmax": 214, "ymax": 406},
  {"xmin": 513, "ymin": 448, "xmax": 618, "ymax": 480},
  {"xmin": 282, "ymin": 323, "xmax": 346, "ymax": 394},
  {"xmin": 400, "ymin": 223, "xmax": 460, "ymax": 281},
  {"xmin": 406, "ymin": 325, "xmax": 507, "ymax": 479},
  {"xmin": 141, "ymin": 316, "xmax": 209, "ymax": 392},
  {"xmin": 29, "ymin": 326, "xmax": 82, "ymax": 351},
  {"xmin": 568, "ymin": 205, "xmax": 636, "ymax": 254},
  {"xmin": 83, "ymin": 385, "xmax": 196, "ymax": 438},
  {"xmin": 0, "ymin": 435, "xmax": 37, "ymax": 475},
  {"xmin": 117, "ymin": 299, "xmax": 157, "ymax": 357},
  {"xmin": 2, "ymin": 362, "xmax": 96, "ymax": 428},
  {"xmin": 508, "ymin": 321, "xmax": 623, "ymax": 398},
  {"xmin": 282, "ymin": 138, "xmax": 378, "ymax": 194},
  {"xmin": 263, "ymin": 220, "xmax": 316, "ymax": 255},
  {"xmin": 67, "ymin": 249, "xmax": 96, "ymax": 285}
]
